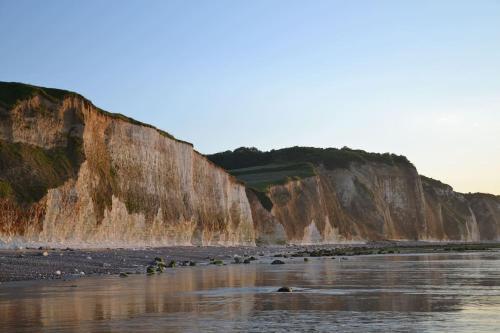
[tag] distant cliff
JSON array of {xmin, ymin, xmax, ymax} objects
[
  {"xmin": 1, "ymin": 82, "xmax": 499, "ymax": 248},
  {"xmin": 208, "ymin": 147, "xmax": 500, "ymax": 244},
  {"xmin": 0, "ymin": 82, "xmax": 254, "ymax": 247}
]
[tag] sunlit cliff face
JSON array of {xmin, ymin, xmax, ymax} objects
[
  {"xmin": 0, "ymin": 90, "xmax": 254, "ymax": 247},
  {"xmin": 245, "ymin": 163, "xmax": 500, "ymax": 245},
  {"xmin": 1, "ymin": 83, "xmax": 500, "ymax": 248}
]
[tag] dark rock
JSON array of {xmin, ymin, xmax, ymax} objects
[
  {"xmin": 277, "ymin": 286, "xmax": 292, "ymax": 292},
  {"xmin": 233, "ymin": 256, "xmax": 242, "ymax": 264},
  {"xmin": 271, "ymin": 260, "xmax": 285, "ymax": 265}
]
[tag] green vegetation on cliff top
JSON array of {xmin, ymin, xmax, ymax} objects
[
  {"xmin": 208, "ymin": 146, "xmax": 412, "ymax": 171},
  {"xmin": 0, "ymin": 82, "xmax": 77, "ymax": 109},
  {"xmin": 420, "ymin": 175, "xmax": 453, "ymax": 191},
  {"xmin": 208, "ymin": 146, "xmax": 412, "ymax": 210},
  {"xmin": 208, "ymin": 146, "xmax": 412, "ymax": 190}
]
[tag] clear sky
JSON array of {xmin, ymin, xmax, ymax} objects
[{"xmin": 1, "ymin": 0, "xmax": 499, "ymax": 194}]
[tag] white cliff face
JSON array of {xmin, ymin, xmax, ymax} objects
[
  {"xmin": 467, "ymin": 194, "xmax": 500, "ymax": 240},
  {"xmin": 1, "ymin": 84, "xmax": 500, "ymax": 248},
  {"xmin": 0, "ymin": 95, "xmax": 254, "ymax": 248},
  {"xmin": 248, "ymin": 164, "xmax": 500, "ymax": 244},
  {"xmin": 248, "ymin": 163, "xmax": 428, "ymax": 244}
]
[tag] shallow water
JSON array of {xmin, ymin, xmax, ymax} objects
[{"xmin": 1, "ymin": 252, "xmax": 500, "ymax": 332}]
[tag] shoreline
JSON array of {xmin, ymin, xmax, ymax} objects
[{"xmin": 1, "ymin": 241, "xmax": 499, "ymax": 283}]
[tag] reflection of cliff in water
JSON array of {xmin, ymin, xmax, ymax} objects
[{"xmin": 3, "ymin": 253, "xmax": 498, "ymax": 332}]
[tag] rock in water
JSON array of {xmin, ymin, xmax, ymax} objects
[
  {"xmin": 277, "ymin": 287, "xmax": 292, "ymax": 292},
  {"xmin": 233, "ymin": 256, "xmax": 242, "ymax": 264},
  {"xmin": 271, "ymin": 260, "xmax": 285, "ymax": 265}
]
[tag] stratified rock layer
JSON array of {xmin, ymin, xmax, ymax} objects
[
  {"xmin": 0, "ymin": 83, "xmax": 254, "ymax": 247},
  {"xmin": 247, "ymin": 164, "xmax": 500, "ymax": 244},
  {"xmin": 1, "ymin": 82, "xmax": 499, "ymax": 247}
]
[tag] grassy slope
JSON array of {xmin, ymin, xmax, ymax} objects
[
  {"xmin": 0, "ymin": 140, "xmax": 84, "ymax": 204},
  {"xmin": 208, "ymin": 146, "xmax": 412, "ymax": 190},
  {"xmin": 208, "ymin": 147, "xmax": 413, "ymax": 211},
  {"xmin": 230, "ymin": 162, "xmax": 316, "ymax": 192}
]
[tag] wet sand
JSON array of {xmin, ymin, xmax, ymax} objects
[{"xmin": 0, "ymin": 242, "xmax": 498, "ymax": 283}]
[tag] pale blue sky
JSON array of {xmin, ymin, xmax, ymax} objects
[{"xmin": 1, "ymin": 1, "xmax": 499, "ymax": 194}]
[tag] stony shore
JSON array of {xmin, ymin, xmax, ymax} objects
[{"xmin": 0, "ymin": 242, "xmax": 498, "ymax": 283}]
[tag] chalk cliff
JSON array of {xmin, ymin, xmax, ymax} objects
[
  {"xmin": 0, "ymin": 82, "xmax": 254, "ymax": 247},
  {"xmin": 1, "ymin": 82, "xmax": 499, "ymax": 248},
  {"xmin": 208, "ymin": 147, "xmax": 500, "ymax": 244}
]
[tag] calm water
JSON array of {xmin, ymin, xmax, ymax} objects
[{"xmin": 1, "ymin": 252, "xmax": 500, "ymax": 332}]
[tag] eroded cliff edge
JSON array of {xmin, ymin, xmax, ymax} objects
[
  {"xmin": 208, "ymin": 147, "xmax": 500, "ymax": 244},
  {"xmin": 0, "ymin": 82, "xmax": 255, "ymax": 247},
  {"xmin": 1, "ymin": 82, "xmax": 499, "ymax": 248}
]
